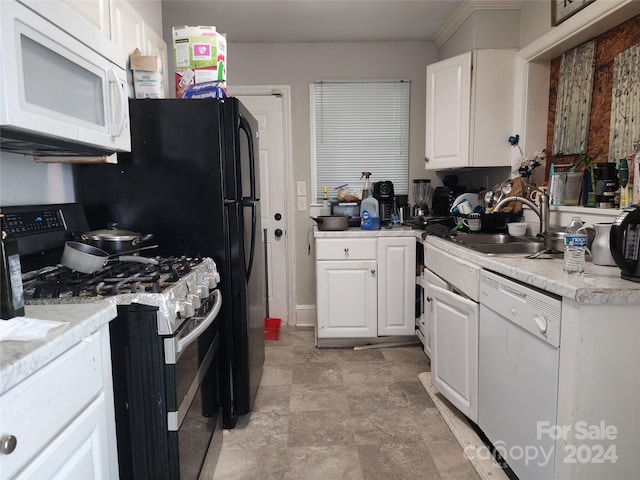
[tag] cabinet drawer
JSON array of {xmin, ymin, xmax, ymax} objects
[
  {"xmin": 316, "ymin": 238, "xmax": 377, "ymax": 260},
  {"xmin": 0, "ymin": 330, "xmax": 105, "ymax": 479}
]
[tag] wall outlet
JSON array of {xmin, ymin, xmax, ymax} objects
[
  {"xmin": 297, "ymin": 196, "xmax": 307, "ymax": 211},
  {"xmin": 296, "ymin": 181, "xmax": 306, "ymax": 196}
]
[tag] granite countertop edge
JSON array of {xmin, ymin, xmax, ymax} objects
[
  {"xmin": 422, "ymin": 235, "xmax": 640, "ymax": 305},
  {"xmin": 0, "ymin": 302, "xmax": 118, "ymax": 395}
]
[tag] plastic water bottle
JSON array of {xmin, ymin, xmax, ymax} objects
[
  {"xmin": 360, "ymin": 192, "xmax": 380, "ymax": 230},
  {"xmin": 563, "ymin": 216, "xmax": 587, "ymax": 275}
]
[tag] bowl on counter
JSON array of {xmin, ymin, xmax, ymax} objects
[{"xmin": 507, "ymin": 222, "xmax": 528, "ymax": 237}]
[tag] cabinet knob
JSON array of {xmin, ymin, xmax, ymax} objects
[
  {"xmin": 1, "ymin": 435, "xmax": 17, "ymax": 455},
  {"xmin": 425, "ymin": 156, "xmax": 430, "ymax": 163},
  {"xmin": 344, "ymin": 248, "xmax": 349, "ymax": 253},
  {"xmin": 371, "ymin": 269, "xmax": 376, "ymax": 275},
  {"xmin": 426, "ymin": 297, "xmax": 432, "ymax": 302}
]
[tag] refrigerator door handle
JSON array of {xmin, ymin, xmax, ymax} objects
[
  {"xmin": 245, "ymin": 201, "xmax": 257, "ymax": 280},
  {"xmin": 239, "ymin": 113, "xmax": 257, "ymax": 201}
]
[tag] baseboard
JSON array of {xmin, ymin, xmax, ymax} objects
[{"xmin": 294, "ymin": 304, "xmax": 316, "ymax": 327}]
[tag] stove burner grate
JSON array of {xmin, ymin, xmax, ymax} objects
[{"xmin": 23, "ymin": 256, "xmax": 203, "ymax": 300}]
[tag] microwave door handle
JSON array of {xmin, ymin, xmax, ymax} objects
[{"xmin": 108, "ymin": 69, "xmax": 126, "ymax": 136}]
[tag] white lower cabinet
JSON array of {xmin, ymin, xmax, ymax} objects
[
  {"xmin": 316, "ymin": 235, "xmax": 415, "ymax": 340},
  {"xmin": 422, "ymin": 269, "xmax": 447, "ymax": 358},
  {"xmin": 0, "ymin": 325, "xmax": 118, "ymax": 480},
  {"xmin": 429, "ymin": 282, "xmax": 479, "ymax": 422},
  {"xmin": 317, "ymin": 259, "xmax": 378, "ymax": 337}
]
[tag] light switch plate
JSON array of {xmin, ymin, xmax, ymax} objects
[
  {"xmin": 297, "ymin": 196, "xmax": 307, "ymax": 211},
  {"xmin": 296, "ymin": 181, "xmax": 306, "ymax": 196}
]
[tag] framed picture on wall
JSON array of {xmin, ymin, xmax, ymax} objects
[{"xmin": 552, "ymin": 0, "xmax": 596, "ymax": 26}]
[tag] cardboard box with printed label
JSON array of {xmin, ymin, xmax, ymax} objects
[
  {"xmin": 130, "ymin": 49, "xmax": 165, "ymax": 99},
  {"xmin": 172, "ymin": 25, "xmax": 227, "ymax": 98}
]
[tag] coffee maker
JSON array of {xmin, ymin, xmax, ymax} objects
[{"xmin": 373, "ymin": 180, "xmax": 394, "ymax": 223}]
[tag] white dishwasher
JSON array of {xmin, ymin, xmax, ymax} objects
[{"xmin": 478, "ymin": 270, "xmax": 561, "ymax": 480}]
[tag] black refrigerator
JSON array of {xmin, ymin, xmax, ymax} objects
[{"xmin": 74, "ymin": 98, "xmax": 265, "ymax": 428}]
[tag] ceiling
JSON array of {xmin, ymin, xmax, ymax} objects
[{"xmin": 161, "ymin": 0, "xmax": 466, "ymax": 43}]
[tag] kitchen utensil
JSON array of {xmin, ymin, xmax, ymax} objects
[
  {"xmin": 311, "ymin": 215, "xmax": 350, "ymax": 231},
  {"xmin": 61, "ymin": 241, "xmax": 159, "ymax": 273},
  {"xmin": 78, "ymin": 223, "xmax": 154, "ymax": 254},
  {"xmin": 591, "ymin": 223, "xmax": 616, "ymax": 266},
  {"xmin": 450, "ymin": 193, "xmax": 478, "ymax": 213},
  {"xmin": 463, "ymin": 213, "xmax": 482, "ymax": 232}
]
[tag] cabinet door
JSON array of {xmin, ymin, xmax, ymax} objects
[
  {"xmin": 61, "ymin": 0, "xmax": 110, "ymax": 38},
  {"xmin": 423, "ymin": 269, "xmax": 447, "ymax": 358},
  {"xmin": 429, "ymin": 282, "xmax": 478, "ymax": 422},
  {"xmin": 425, "ymin": 51, "xmax": 471, "ymax": 170},
  {"xmin": 317, "ymin": 260, "xmax": 377, "ymax": 338},
  {"xmin": 14, "ymin": 396, "xmax": 114, "ymax": 479},
  {"xmin": 377, "ymin": 237, "xmax": 415, "ymax": 336},
  {"xmin": 110, "ymin": 0, "xmax": 144, "ymax": 58}
]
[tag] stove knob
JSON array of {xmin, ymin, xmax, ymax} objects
[
  {"xmin": 204, "ymin": 274, "xmax": 218, "ymax": 289},
  {"xmin": 195, "ymin": 284, "xmax": 210, "ymax": 299},
  {"xmin": 187, "ymin": 293, "xmax": 201, "ymax": 309},
  {"xmin": 179, "ymin": 299, "xmax": 196, "ymax": 319}
]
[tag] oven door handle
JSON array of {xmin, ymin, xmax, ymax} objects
[{"xmin": 168, "ymin": 290, "xmax": 222, "ymax": 363}]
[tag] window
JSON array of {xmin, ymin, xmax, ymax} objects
[{"xmin": 311, "ymin": 80, "xmax": 410, "ymax": 201}]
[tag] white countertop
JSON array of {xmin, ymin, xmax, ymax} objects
[
  {"xmin": 314, "ymin": 226, "xmax": 417, "ymax": 238},
  {"xmin": 0, "ymin": 302, "xmax": 117, "ymax": 395},
  {"xmin": 423, "ymin": 235, "xmax": 640, "ymax": 305}
]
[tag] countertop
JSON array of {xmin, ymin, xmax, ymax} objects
[
  {"xmin": 314, "ymin": 226, "xmax": 417, "ymax": 238},
  {"xmin": 422, "ymin": 235, "xmax": 640, "ymax": 305},
  {"xmin": 0, "ymin": 302, "xmax": 117, "ymax": 395}
]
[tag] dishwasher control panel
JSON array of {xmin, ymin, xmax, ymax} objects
[{"xmin": 480, "ymin": 270, "xmax": 561, "ymax": 347}]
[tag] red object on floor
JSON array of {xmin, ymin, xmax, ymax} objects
[{"xmin": 264, "ymin": 318, "xmax": 282, "ymax": 341}]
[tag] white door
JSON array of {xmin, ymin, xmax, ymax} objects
[{"xmin": 236, "ymin": 95, "xmax": 289, "ymax": 323}]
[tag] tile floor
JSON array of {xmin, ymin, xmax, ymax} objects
[{"xmin": 209, "ymin": 326, "xmax": 480, "ymax": 480}]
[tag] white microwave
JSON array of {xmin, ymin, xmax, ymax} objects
[{"xmin": 0, "ymin": 0, "xmax": 131, "ymax": 157}]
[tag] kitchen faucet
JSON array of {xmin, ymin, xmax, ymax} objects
[{"xmin": 493, "ymin": 191, "xmax": 550, "ymax": 236}]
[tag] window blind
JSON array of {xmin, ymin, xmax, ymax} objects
[{"xmin": 311, "ymin": 80, "xmax": 410, "ymax": 200}]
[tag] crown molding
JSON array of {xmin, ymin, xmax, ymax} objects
[{"xmin": 434, "ymin": 0, "xmax": 524, "ymax": 49}]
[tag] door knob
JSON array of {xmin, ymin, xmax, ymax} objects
[{"xmin": 274, "ymin": 229, "xmax": 283, "ymax": 238}]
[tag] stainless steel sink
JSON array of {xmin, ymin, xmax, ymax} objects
[
  {"xmin": 464, "ymin": 242, "xmax": 547, "ymax": 256},
  {"xmin": 449, "ymin": 232, "xmax": 547, "ymax": 256},
  {"xmin": 452, "ymin": 233, "xmax": 520, "ymax": 245}
]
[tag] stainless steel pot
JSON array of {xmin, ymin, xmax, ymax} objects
[
  {"xmin": 311, "ymin": 215, "xmax": 350, "ymax": 231},
  {"xmin": 79, "ymin": 223, "xmax": 154, "ymax": 254}
]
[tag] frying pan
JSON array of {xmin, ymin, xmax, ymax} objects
[
  {"xmin": 61, "ymin": 241, "xmax": 159, "ymax": 274},
  {"xmin": 311, "ymin": 215, "xmax": 350, "ymax": 231}
]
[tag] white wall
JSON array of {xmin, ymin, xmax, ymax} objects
[
  {"xmin": 0, "ymin": 153, "xmax": 75, "ymax": 206},
  {"xmin": 217, "ymin": 41, "xmax": 439, "ymax": 306}
]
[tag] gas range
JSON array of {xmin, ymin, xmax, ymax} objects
[{"xmin": 23, "ymin": 256, "xmax": 220, "ymax": 335}]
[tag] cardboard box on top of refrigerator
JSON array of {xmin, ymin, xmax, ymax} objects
[
  {"xmin": 130, "ymin": 49, "xmax": 165, "ymax": 99},
  {"xmin": 172, "ymin": 25, "xmax": 227, "ymax": 98}
]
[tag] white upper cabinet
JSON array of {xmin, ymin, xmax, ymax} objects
[
  {"xmin": 109, "ymin": 0, "xmax": 144, "ymax": 57},
  {"xmin": 61, "ymin": 0, "xmax": 111, "ymax": 37},
  {"xmin": 425, "ymin": 49, "xmax": 517, "ymax": 170}
]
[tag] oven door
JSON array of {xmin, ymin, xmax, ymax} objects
[{"xmin": 165, "ymin": 290, "xmax": 223, "ymax": 480}]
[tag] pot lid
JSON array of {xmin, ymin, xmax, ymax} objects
[{"xmin": 82, "ymin": 228, "xmax": 141, "ymax": 241}]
